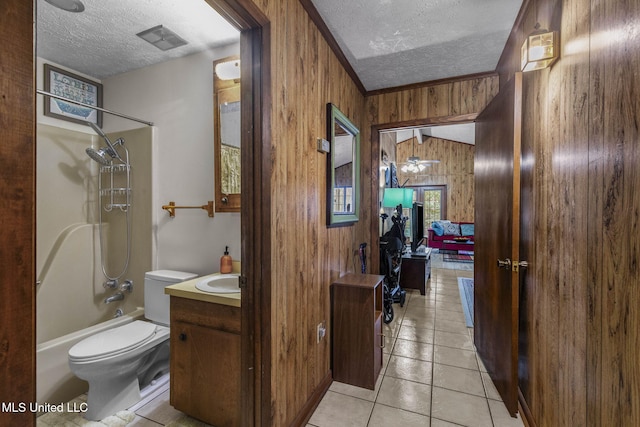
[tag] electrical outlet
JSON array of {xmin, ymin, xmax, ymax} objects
[{"xmin": 317, "ymin": 321, "xmax": 326, "ymax": 343}]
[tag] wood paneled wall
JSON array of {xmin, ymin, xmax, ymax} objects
[
  {"xmin": 396, "ymin": 137, "xmax": 475, "ymax": 221},
  {"xmin": 249, "ymin": 0, "xmax": 365, "ymax": 424},
  {"xmin": 502, "ymin": 0, "xmax": 640, "ymax": 425},
  {"xmin": 0, "ymin": 1, "xmax": 36, "ymax": 426},
  {"xmin": 252, "ymin": 4, "xmax": 499, "ymax": 421}
]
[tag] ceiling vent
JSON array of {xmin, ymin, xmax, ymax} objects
[{"xmin": 136, "ymin": 25, "xmax": 188, "ymax": 51}]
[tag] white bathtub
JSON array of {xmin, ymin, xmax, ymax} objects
[{"xmin": 36, "ymin": 308, "xmax": 145, "ymax": 405}]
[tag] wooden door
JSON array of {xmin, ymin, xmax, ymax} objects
[{"xmin": 474, "ymin": 73, "xmax": 522, "ymax": 416}]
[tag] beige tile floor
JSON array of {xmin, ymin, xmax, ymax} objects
[
  {"xmin": 37, "ymin": 376, "xmax": 212, "ymax": 426},
  {"xmin": 308, "ymin": 260, "xmax": 525, "ymax": 427},
  {"xmin": 39, "ymin": 256, "xmax": 523, "ymax": 427}
]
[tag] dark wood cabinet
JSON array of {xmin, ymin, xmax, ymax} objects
[
  {"xmin": 400, "ymin": 249, "xmax": 432, "ymax": 295},
  {"xmin": 170, "ymin": 297, "xmax": 241, "ymax": 427},
  {"xmin": 331, "ymin": 273, "xmax": 385, "ymax": 390}
]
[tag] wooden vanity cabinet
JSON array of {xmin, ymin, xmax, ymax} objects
[
  {"xmin": 331, "ymin": 273, "xmax": 385, "ymax": 390},
  {"xmin": 170, "ymin": 296, "xmax": 240, "ymax": 427}
]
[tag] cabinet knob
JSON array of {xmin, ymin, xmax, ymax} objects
[{"xmin": 179, "ymin": 332, "xmax": 187, "ymax": 341}]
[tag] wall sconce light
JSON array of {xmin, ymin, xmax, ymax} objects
[
  {"xmin": 215, "ymin": 59, "xmax": 241, "ymax": 80},
  {"xmin": 521, "ymin": 26, "xmax": 558, "ymax": 72}
]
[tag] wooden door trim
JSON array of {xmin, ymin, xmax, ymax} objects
[
  {"xmin": 369, "ymin": 114, "xmax": 479, "ymax": 273},
  {"xmin": 205, "ymin": 1, "xmax": 271, "ymax": 426},
  {"xmin": 0, "ymin": 1, "xmax": 36, "ymax": 425}
]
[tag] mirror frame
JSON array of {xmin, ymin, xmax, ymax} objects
[
  {"xmin": 326, "ymin": 103, "xmax": 360, "ymax": 227},
  {"xmin": 214, "ymin": 55, "xmax": 241, "ymax": 213}
]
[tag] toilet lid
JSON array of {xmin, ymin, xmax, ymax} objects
[{"xmin": 69, "ymin": 321, "xmax": 157, "ymax": 361}]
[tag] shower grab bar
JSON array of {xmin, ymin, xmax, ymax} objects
[
  {"xmin": 162, "ymin": 201, "xmax": 214, "ymax": 218},
  {"xmin": 37, "ymin": 89, "xmax": 154, "ymax": 126}
]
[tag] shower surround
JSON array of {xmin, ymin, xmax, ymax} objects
[{"xmin": 36, "ymin": 124, "xmax": 155, "ymax": 403}]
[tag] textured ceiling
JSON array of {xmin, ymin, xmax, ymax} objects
[
  {"xmin": 310, "ymin": 0, "xmax": 523, "ymax": 91},
  {"xmin": 36, "ymin": 1, "xmax": 515, "ymax": 159},
  {"xmin": 37, "ymin": 0, "xmax": 240, "ymax": 79},
  {"xmin": 38, "ymin": 0, "xmax": 522, "ymax": 91}
]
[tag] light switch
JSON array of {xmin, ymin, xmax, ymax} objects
[{"xmin": 317, "ymin": 138, "xmax": 330, "ymax": 153}]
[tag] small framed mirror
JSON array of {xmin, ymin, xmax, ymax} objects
[
  {"xmin": 326, "ymin": 103, "xmax": 360, "ymax": 227},
  {"xmin": 214, "ymin": 56, "xmax": 241, "ymax": 212}
]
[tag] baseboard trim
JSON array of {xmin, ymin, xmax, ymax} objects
[
  {"xmin": 518, "ymin": 387, "xmax": 536, "ymax": 427},
  {"xmin": 290, "ymin": 371, "xmax": 333, "ymax": 427}
]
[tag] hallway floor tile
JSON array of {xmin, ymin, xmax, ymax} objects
[{"xmin": 307, "ymin": 263, "xmax": 525, "ymax": 427}]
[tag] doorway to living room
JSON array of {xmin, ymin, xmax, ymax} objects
[{"xmin": 378, "ymin": 123, "xmax": 475, "ymax": 252}]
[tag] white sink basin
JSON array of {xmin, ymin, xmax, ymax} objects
[{"xmin": 195, "ymin": 274, "xmax": 240, "ymax": 294}]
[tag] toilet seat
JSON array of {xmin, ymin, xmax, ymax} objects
[{"xmin": 69, "ymin": 321, "xmax": 158, "ymax": 362}]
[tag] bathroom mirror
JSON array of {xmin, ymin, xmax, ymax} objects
[
  {"xmin": 326, "ymin": 103, "xmax": 360, "ymax": 227},
  {"xmin": 214, "ymin": 56, "xmax": 241, "ymax": 212}
]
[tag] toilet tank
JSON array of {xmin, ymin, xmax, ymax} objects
[{"xmin": 144, "ymin": 270, "xmax": 197, "ymax": 325}]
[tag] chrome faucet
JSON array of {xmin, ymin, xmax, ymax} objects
[
  {"xmin": 104, "ymin": 292, "xmax": 124, "ymax": 304},
  {"xmin": 103, "ymin": 279, "xmax": 119, "ymax": 289}
]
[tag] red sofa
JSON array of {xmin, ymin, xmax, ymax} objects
[{"xmin": 427, "ymin": 221, "xmax": 475, "ymax": 252}]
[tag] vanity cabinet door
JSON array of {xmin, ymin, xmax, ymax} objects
[{"xmin": 171, "ymin": 319, "xmax": 240, "ymax": 427}]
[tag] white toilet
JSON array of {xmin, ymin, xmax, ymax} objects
[{"xmin": 68, "ymin": 270, "xmax": 197, "ymax": 420}]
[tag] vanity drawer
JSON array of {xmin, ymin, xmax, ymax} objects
[{"xmin": 170, "ymin": 296, "xmax": 240, "ymax": 334}]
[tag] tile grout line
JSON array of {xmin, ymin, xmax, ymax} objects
[{"xmin": 428, "ymin": 269, "xmax": 439, "ymax": 427}]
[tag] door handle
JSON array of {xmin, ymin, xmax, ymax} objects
[{"xmin": 497, "ymin": 258, "xmax": 512, "ymax": 270}]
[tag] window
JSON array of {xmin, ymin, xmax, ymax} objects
[
  {"xmin": 406, "ymin": 185, "xmax": 447, "ymax": 232},
  {"xmin": 333, "ymin": 186, "xmax": 353, "ymax": 213},
  {"xmin": 423, "ymin": 186, "xmax": 446, "ymax": 224}
]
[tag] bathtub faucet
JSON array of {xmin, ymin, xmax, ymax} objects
[{"xmin": 104, "ymin": 292, "xmax": 124, "ymax": 304}]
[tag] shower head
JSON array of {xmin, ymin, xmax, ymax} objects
[
  {"xmin": 86, "ymin": 122, "xmax": 124, "ymax": 162},
  {"xmin": 86, "ymin": 146, "xmax": 114, "ymax": 166}
]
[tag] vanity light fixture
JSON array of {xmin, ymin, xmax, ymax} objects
[
  {"xmin": 215, "ymin": 59, "xmax": 241, "ymax": 81},
  {"xmin": 137, "ymin": 25, "xmax": 188, "ymax": 51},
  {"xmin": 521, "ymin": 25, "xmax": 558, "ymax": 72},
  {"xmin": 44, "ymin": 0, "xmax": 85, "ymax": 12}
]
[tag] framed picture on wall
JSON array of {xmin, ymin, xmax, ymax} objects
[{"xmin": 43, "ymin": 63, "xmax": 103, "ymax": 127}]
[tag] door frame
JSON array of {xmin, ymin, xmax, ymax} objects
[
  {"xmin": 208, "ymin": 2, "xmax": 271, "ymax": 425},
  {"xmin": 0, "ymin": 1, "xmax": 36, "ymax": 426},
  {"xmin": 369, "ymin": 114, "xmax": 479, "ymax": 273},
  {"xmin": 2, "ymin": 1, "xmax": 272, "ymax": 426}
]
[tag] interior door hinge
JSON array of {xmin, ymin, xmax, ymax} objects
[{"xmin": 239, "ymin": 275, "xmax": 248, "ymax": 288}]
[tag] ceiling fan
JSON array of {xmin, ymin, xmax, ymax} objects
[{"xmin": 399, "ymin": 130, "xmax": 440, "ymax": 173}]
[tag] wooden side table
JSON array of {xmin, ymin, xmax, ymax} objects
[
  {"xmin": 400, "ymin": 248, "xmax": 432, "ymax": 295},
  {"xmin": 331, "ymin": 273, "xmax": 385, "ymax": 390}
]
